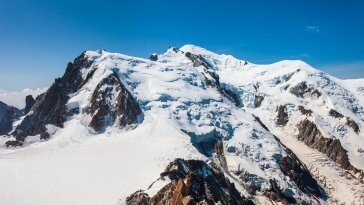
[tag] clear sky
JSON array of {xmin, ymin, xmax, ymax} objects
[{"xmin": 0, "ymin": 0, "xmax": 363, "ymax": 91}]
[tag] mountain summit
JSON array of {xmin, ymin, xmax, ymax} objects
[{"xmin": 0, "ymin": 45, "xmax": 363, "ymax": 205}]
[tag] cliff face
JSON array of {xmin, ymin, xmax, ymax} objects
[
  {"xmin": 126, "ymin": 159, "xmax": 255, "ymax": 205},
  {"xmin": 11, "ymin": 52, "xmax": 142, "ymax": 142},
  {"xmin": 297, "ymin": 119, "xmax": 353, "ymax": 171},
  {"xmin": 88, "ymin": 72, "xmax": 142, "ymax": 132},
  {"xmin": 24, "ymin": 95, "xmax": 35, "ymax": 115},
  {"xmin": 0, "ymin": 101, "xmax": 22, "ymax": 135},
  {"xmin": 13, "ymin": 52, "xmax": 95, "ymax": 141}
]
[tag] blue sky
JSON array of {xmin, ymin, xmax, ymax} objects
[{"xmin": 0, "ymin": 0, "xmax": 363, "ymax": 90}]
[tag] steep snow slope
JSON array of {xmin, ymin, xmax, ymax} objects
[{"xmin": 0, "ymin": 45, "xmax": 362, "ymax": 205}]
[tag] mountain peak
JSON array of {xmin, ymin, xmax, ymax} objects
[{"xmin": 1, "ymin": 45, "xmax": 363, "ymax": 205}]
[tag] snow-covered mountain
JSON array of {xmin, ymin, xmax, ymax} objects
[{"xmin": 0, "ymin": 45, "xmax": 363, "ymax": 205}]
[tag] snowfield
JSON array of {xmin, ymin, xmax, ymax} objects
[
  {"xmin": 0, "ymin": 45, "xmax": 363, "ymax": 204},
  {"xmin": 0, "ymin": 111, "xmax": 203, "ymax": 205}
]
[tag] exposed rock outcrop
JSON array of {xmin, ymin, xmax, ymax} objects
[
  {"xmin": 253, "ymin": 115, "xmax": 269, "ymax": 132},
  {"xmin": 329, "ymin": 109, "xmax": 344, "ymax": 118},
  {"xmin": 126, "ymin": 159, "xmax": 254, "ymax": 205},
  {"xmin": 290, "ymin": 82, "xmax": 321, "ymax": 98},
  {"xmin": 5, "ymin": 140, "xmax": 23, "ymax": 147},
  {"xmin": 24, "ymin": 95, "xmax": 36, "ymax": 114},
  {"xmin": 13, "ymin": 52, "xmax": 96, "ymax": 142},
  {"xmin": 0, "ymin": 101, "xmax": 22, "ymax": 135},
  {"xmin": 276, "ymin": 105, "xmax": 289, "ymax": 126},
  {"xmin": 149, "ymin": 54, "xmax": 158, "ymax": 61},
  {"xmin": 297, "ymin": 119, "xmax": 351, "ymax": 170},
  {"xmin": 346, "ymin": 117, "xmax": 360, "ymax": 133},
  {"xmin": 254, "ymin": 95, "xmax": 264, "ymax": 108},
  {"xmin": 329, "ymin": 109, "xmax": 360, "ymax": 133},
  {"xmin": 88, "ymin": 72, "xmax": 142, "ymax": 132},
  {"xmin": 185, "ymin": 52, "xmax": 242, "ymax": 107},
  {"xmin": 279, "ymin": 147, "xmax": 323, "ymax": 197},
  {"xmin": 298, "ymin": 106, "xmax": 312, "ymax": 116},
  {"xmin": 263, "ymin": 179, "xmax": 296, "ymax": 205}
]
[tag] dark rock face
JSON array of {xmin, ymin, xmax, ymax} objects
[
  {"xmin": 24, "ymin": 95, "xmax": 36, "ymax": 114},
  {"xmin": 0, "ymin": 101, "xmax": 22, "ymax": 135},
  {"xmin": 297, "ymin": 119, "xmax": 352, "ymax": 170},
  {"xmin": 185, "ymin": 52, "xmax": 242, "ymax": 107},
  {"xmin": 13, "ymin": 52, "xmax": 96, "ymax": 142},
  {"xmin": 346, "ymin": 117, "xmax": 360, "ymax": 133},
  {"xmin": 290, "ymin": 82, "xmax": 321, "ymax": 98},
  {"xmin": 149, "ymin": 54, "xmax": 158, "ymax": 61},
  {"xmin": 254, "ymin": 95, "xmax": 264, "ymax": 108},
  {"xmin": 253, "ymin": 115, "xmax": 269, "ymax": 132},
  {"xmin": 329, "ymin": 109, "xmax": 360, "ymax": 133},
  {"xmin": 329, "ymin": 109, "xmax": 344, "ymax": 118},
  {"xmin": 5, "ymin": 140, "xmax": 23, "ymax": 147},
  {"xmin": 88, "ymin": 72, "xmax": 142, "ymax": 132},
  {"xmin": 126, "ymin": 191, "xmax": 151, "ymax": 205},
  {"xmin": 263, "ymin": 179, "xmax": 296, "ymax": 205},
  {"xmin": 298, "ymin": 106, "xmax": 312, "ymax": 116},
  {"xmin": 279, "ymin": 147, "xmax": 323, "ymax": 197},
  {"xmin": 126, "ymin": 159, "xmax": 254, "ymax": 205},
  {"xmin": 276, "ymin": 105, "xmax": 289, "ymax": 126}
]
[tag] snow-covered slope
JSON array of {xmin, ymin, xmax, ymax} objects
[
  {"xmin": 179, "ymin": 45, "xmax": 364, "ymax": 169},
  {"xmin": 0, "ymin": 45, "xmax": 363, "ymax": 205},
  {"xmin": 179, "ymin": 45, "xmax": 364, "ymax": 204}
]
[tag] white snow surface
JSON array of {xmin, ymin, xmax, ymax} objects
[
  {"xmin": 179, "ymin": 45, "xmax": 364, "ymax": 204},
  {"xmin": 0, "ymin": 45, "xmax": 363, "ymax": 205},
  {"xmin": 0, "ymin": 88, "xmax": 47, "ymax": 108}
]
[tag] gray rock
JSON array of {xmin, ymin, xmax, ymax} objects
[
  {"xmin": 24, "ymin": 95, "xmax": 35, "ymax": 114},
  {"xmin": 276, "ymin": 105, "xmax": 289, "ymax": 126},
  {"xmin": 0, "ymin": 101, "xmax": 22, "ymax": 135},
  {"xmin": 88, "ymin": 72, "xmax": 142, "ymax": 132}
]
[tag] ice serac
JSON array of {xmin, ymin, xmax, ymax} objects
[
  {"xmin": 126, "ymin": 159, "xmax": 255, "ymax": 205},
  {"xmin": 0, "ymin": 101, "xmax": 22, "ymax": 135},
  {"xmin": 88, "ymin": 72, "xmax": 142, "ymax": 132}
]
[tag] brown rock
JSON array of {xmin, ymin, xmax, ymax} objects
[
  {"xmin": 126, "ymin": 159, "xmax": 254, "ymax": 205},
  {"xmin": 172, "ymin": 179, "xmax": 190, "ymax": 205}
]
